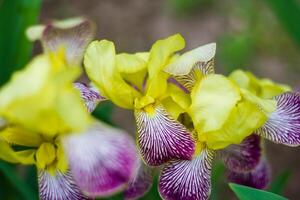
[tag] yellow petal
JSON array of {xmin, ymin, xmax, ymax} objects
[
  {"xmin": 84, "ymin": 40, "xmax": 140, "ymax": 109},
  {"xmin": 1, "ymin": 126, "xmax": 42, "ymax": 147},
  {"xmin": 241, "ymin": 89, "xmax": 277, "ymax": 114},
  {"xmin": 201, "ymin": 101, "xmax": 267, "ymax": 150},
  {"xmin": 189, "ymin": 74, "xmax": 241, "ymax": 133},
  {"xmin": 0, "ymin": 141, "xmax": 35, "ymax": 164},
  {"xmin": 55, "ymin": 143, "xmax": 68, "ymax": 173},
  {"xmin": 165, "ymin": 83, "xmax": 191, "ymax": 110},
  {"xmin": 36, "ymin": 143, "xmax": 56, "ymax": 169},
  {"xmin": 161, "ymin": 97, "xmax": 185, "ymax": 120},
  {"xmin": 229, "ymin": 70, "xmax": 291, "ymax": 98},
  {"xmin": 116, "ymin": 53, "xmax": 147, "ymax": 74},
  {"xmin": 0, "ymin": 52, "xmax": 91, "ymax": 136},
  {"xmin": 147, "ymin": 34, "xmax": 185, "ymax": 78},
  {"xmin": 145, "ymin": 72, "xmax": 169, "ymax": 99},
  {"xmin": 165, "ymin": 43, "xmax": 216, "ymax": 75},
  {"xmin": 145, "ymin": 34, "xmax": 185, "ymax": 99}
]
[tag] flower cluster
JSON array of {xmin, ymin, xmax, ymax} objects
[
  {"xmin": 0, "ymin": 17, "xmax": 299, "ymax": 200},
  {"xmin": 84, "ymin": 32, "xmax": 300, "ymax": 200}
]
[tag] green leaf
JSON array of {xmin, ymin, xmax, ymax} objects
[
  {"xmin": 229, "ymin": 183, "xmax": 288, "ymax": 200},
  {"xmin": 0, "ymin": 0, "xmax": 41, "ymax": 86},
  {"xmin": 268, "ymin": 170, "xmax": 291, "ymax": 195},
  {"xmin": 210, "ymin": 161, "xmax": 225, "ymax": 200},
  {"xmin": 264, "ymin": 0, "xmax": 300, "ymax": 49},
  {"xmin": 0, "ymin": 161, "xmax": 38, "ymax": 200},
  {"xmin": 92, "ymin": 101, "xmax": 115, "ymax": 125}
]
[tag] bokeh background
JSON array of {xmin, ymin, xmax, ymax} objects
[{"xmin": 0, "ymin": 0, "xmax": 300, "ymax": 199}]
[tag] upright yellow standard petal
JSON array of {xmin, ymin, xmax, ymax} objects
[
  {"xmin": 84, "ymin": 40, "xmax": 140, "ymax": 109},
  {"xmin": 145, "ymin": 34, "xmax": 185, "ymax": 99},
  {"xmin": 189, "ymin": 74, "xmax": 241, "ymax": 133},
  {"xmin": 116, "ymin": 53, "xmax": 147, "ymax": 74}
]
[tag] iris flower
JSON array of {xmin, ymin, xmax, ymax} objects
[
  {"xmin": 158, "ymin": 43, "xmax": 300, "ymax": 200},
  {"xmin": 84, "ymin": 34, "xmax": 196, "ymax": 167},
  {"xmin": 0, "ymin": 18, "xmax": 139, "ymax": 200},
  {"xmin": 82, "ymin": 33, "xmax": 294, "ymax": 200}
]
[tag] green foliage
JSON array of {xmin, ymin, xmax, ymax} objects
[
  {"xmin": 268, "ymin": 170, "xmax": 291, "ymax": 195},
  {"xmin": 264, "ymin": 0, "xmax": 300, "ymax": 49},
  {"xmin": 210, "ymin": 161, "xmax": 225, "ymax": 200},
  {"xmin": 92, "ymin": 101, "xmax": 115, "ymax": 125},
  {"xmin": 168, "ymin": 0, "xmax": 213, "ymax": 16},
  {"xmin": 229, "ymin": 183, "xmax": 288, "ymax": 200},
  {"xmin": 218, "ymin": 34, "xmax": 254, "ymax": 73},
  {"xmin": 0, "ymin": 0, "xmax": 41, "ymax": 86},
  {"xmin": 0, "ymin": 161, "xmax": 38, "ymax": 200}
]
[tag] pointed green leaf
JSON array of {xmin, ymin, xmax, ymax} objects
[{"xmin": 229, "ymin": 183, "xmax": 288, "ymax": 200}]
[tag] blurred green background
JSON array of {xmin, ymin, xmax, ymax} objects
[{"xmin": 0, "ymin": 0, "xmax": 299, "ymax": 199}]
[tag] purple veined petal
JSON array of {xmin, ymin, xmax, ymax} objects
[
  {"xmin": 42, "ymin": 19, "xmax": 95, "ymax": 65},
  {"xmin": 74, "ymin": 82, "xmax": 105, "ymax": 112},
  {"xmin": 255, "ymin": 92, "xmax": 300, "ymax": 146},
  {"xmin": 124, "ymin": 161, "xmax": 154, "ymax": 200},
  {"xmin": 227, "ymin": 158, "xmax": 271, "ymax": 189},
  {"xmin": 173, "ymin": 59, "xmax": 215, "ymax": 92},
  {"xmin": 62, "ymin": 123, "xmax": 139, "ymax": 198},
  {"xmin": 159, "ymin": 149, "xmax": 215, "ymax": 200},
  {"xmin": 135, "ymin": 104, "xmax": 195, "ymax": 166},
  {"xmin": 219, "ymin": 134, "xmax": 261, "ymax": 173},
  {"xmin": 38, "ymin": 170, "xmax": 90, "ymax": 200}
]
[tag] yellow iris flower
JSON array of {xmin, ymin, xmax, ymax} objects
[{"xmin": 0, "ymin": 49, "xmax": 91, "ymax": 174}]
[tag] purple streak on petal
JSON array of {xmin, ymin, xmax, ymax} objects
[
  {"xmin": 142, "ymin": 73, "xmax": 148, "ymax": 93},
  {"xmin": 167, "ymin": 77, "xmax": 190, "ymax": 94},
  {"xmin": 159, "ymin": 149, "xmax": 215, "ymax": 200},
  {"xmin": 227, "ymin": 158, "xmax": 271, "ymax": 189},
  {"xmin": 125, "ymin": 80, "xmax": 141, "ymax": 93},
  {"xmin": 219, "ymin": 134, "xmax": 261, "ymax": 173},
  {"xmin": 62, "ymin": 123, "xmax": 139, "ymax": 198},
  {"xmin": 74, "ymin": 82, "xmax": 105, "ymax": 112},
  {"xmin": 135, "ymin": 104, "xmax": 195, "ymax": 166},
  {"xmin": 124, "ymin": 161, "xmax": 154, "ymax": 200},
  {"xmin": 255, "ymin": 92, "xmax": 300, "ymax": 146},
  {"xmin": 38, "ymin": 170, "xmax": 90, "ymax": 200}
]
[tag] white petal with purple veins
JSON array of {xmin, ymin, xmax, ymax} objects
[
  {"xmin": 173, "ymin": 59, "xmax": 215, "ymax": 92},
  {"xmin": 135, "ymin": 104, "xmax": 195, "ymax": 166},
  {"xmin": 74, "ymin": 82, "xmax": 105, "ymax": 112},
  {"xmin": 62, "ymin": 123, "xmax": 138, "ymax": 198},
  {"xmin": 255, "ymin": 92, "xmax": 300, "ymax": 146},
  {"xmin": 159, "ymin": 149, "xmax": 215, "ymax": 200},
  {"xmin": 39, "ymin": 170, "xmax": 90, "ymax": 200}
]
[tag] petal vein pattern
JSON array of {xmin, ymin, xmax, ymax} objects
[
  {"xmin": 39, "ymin": 170, "xmax": 90, "ymax": 200},
  {"xmin": 255, "ymin": 92, "xmax": 300, "ymax": 146},
  {"xmin": 159, "ymin": 149, "xmax": 214, "ymax": 200},
  {"xmin": 135, "ymin": 104, "xmax": 195, "ymax": 166}
]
